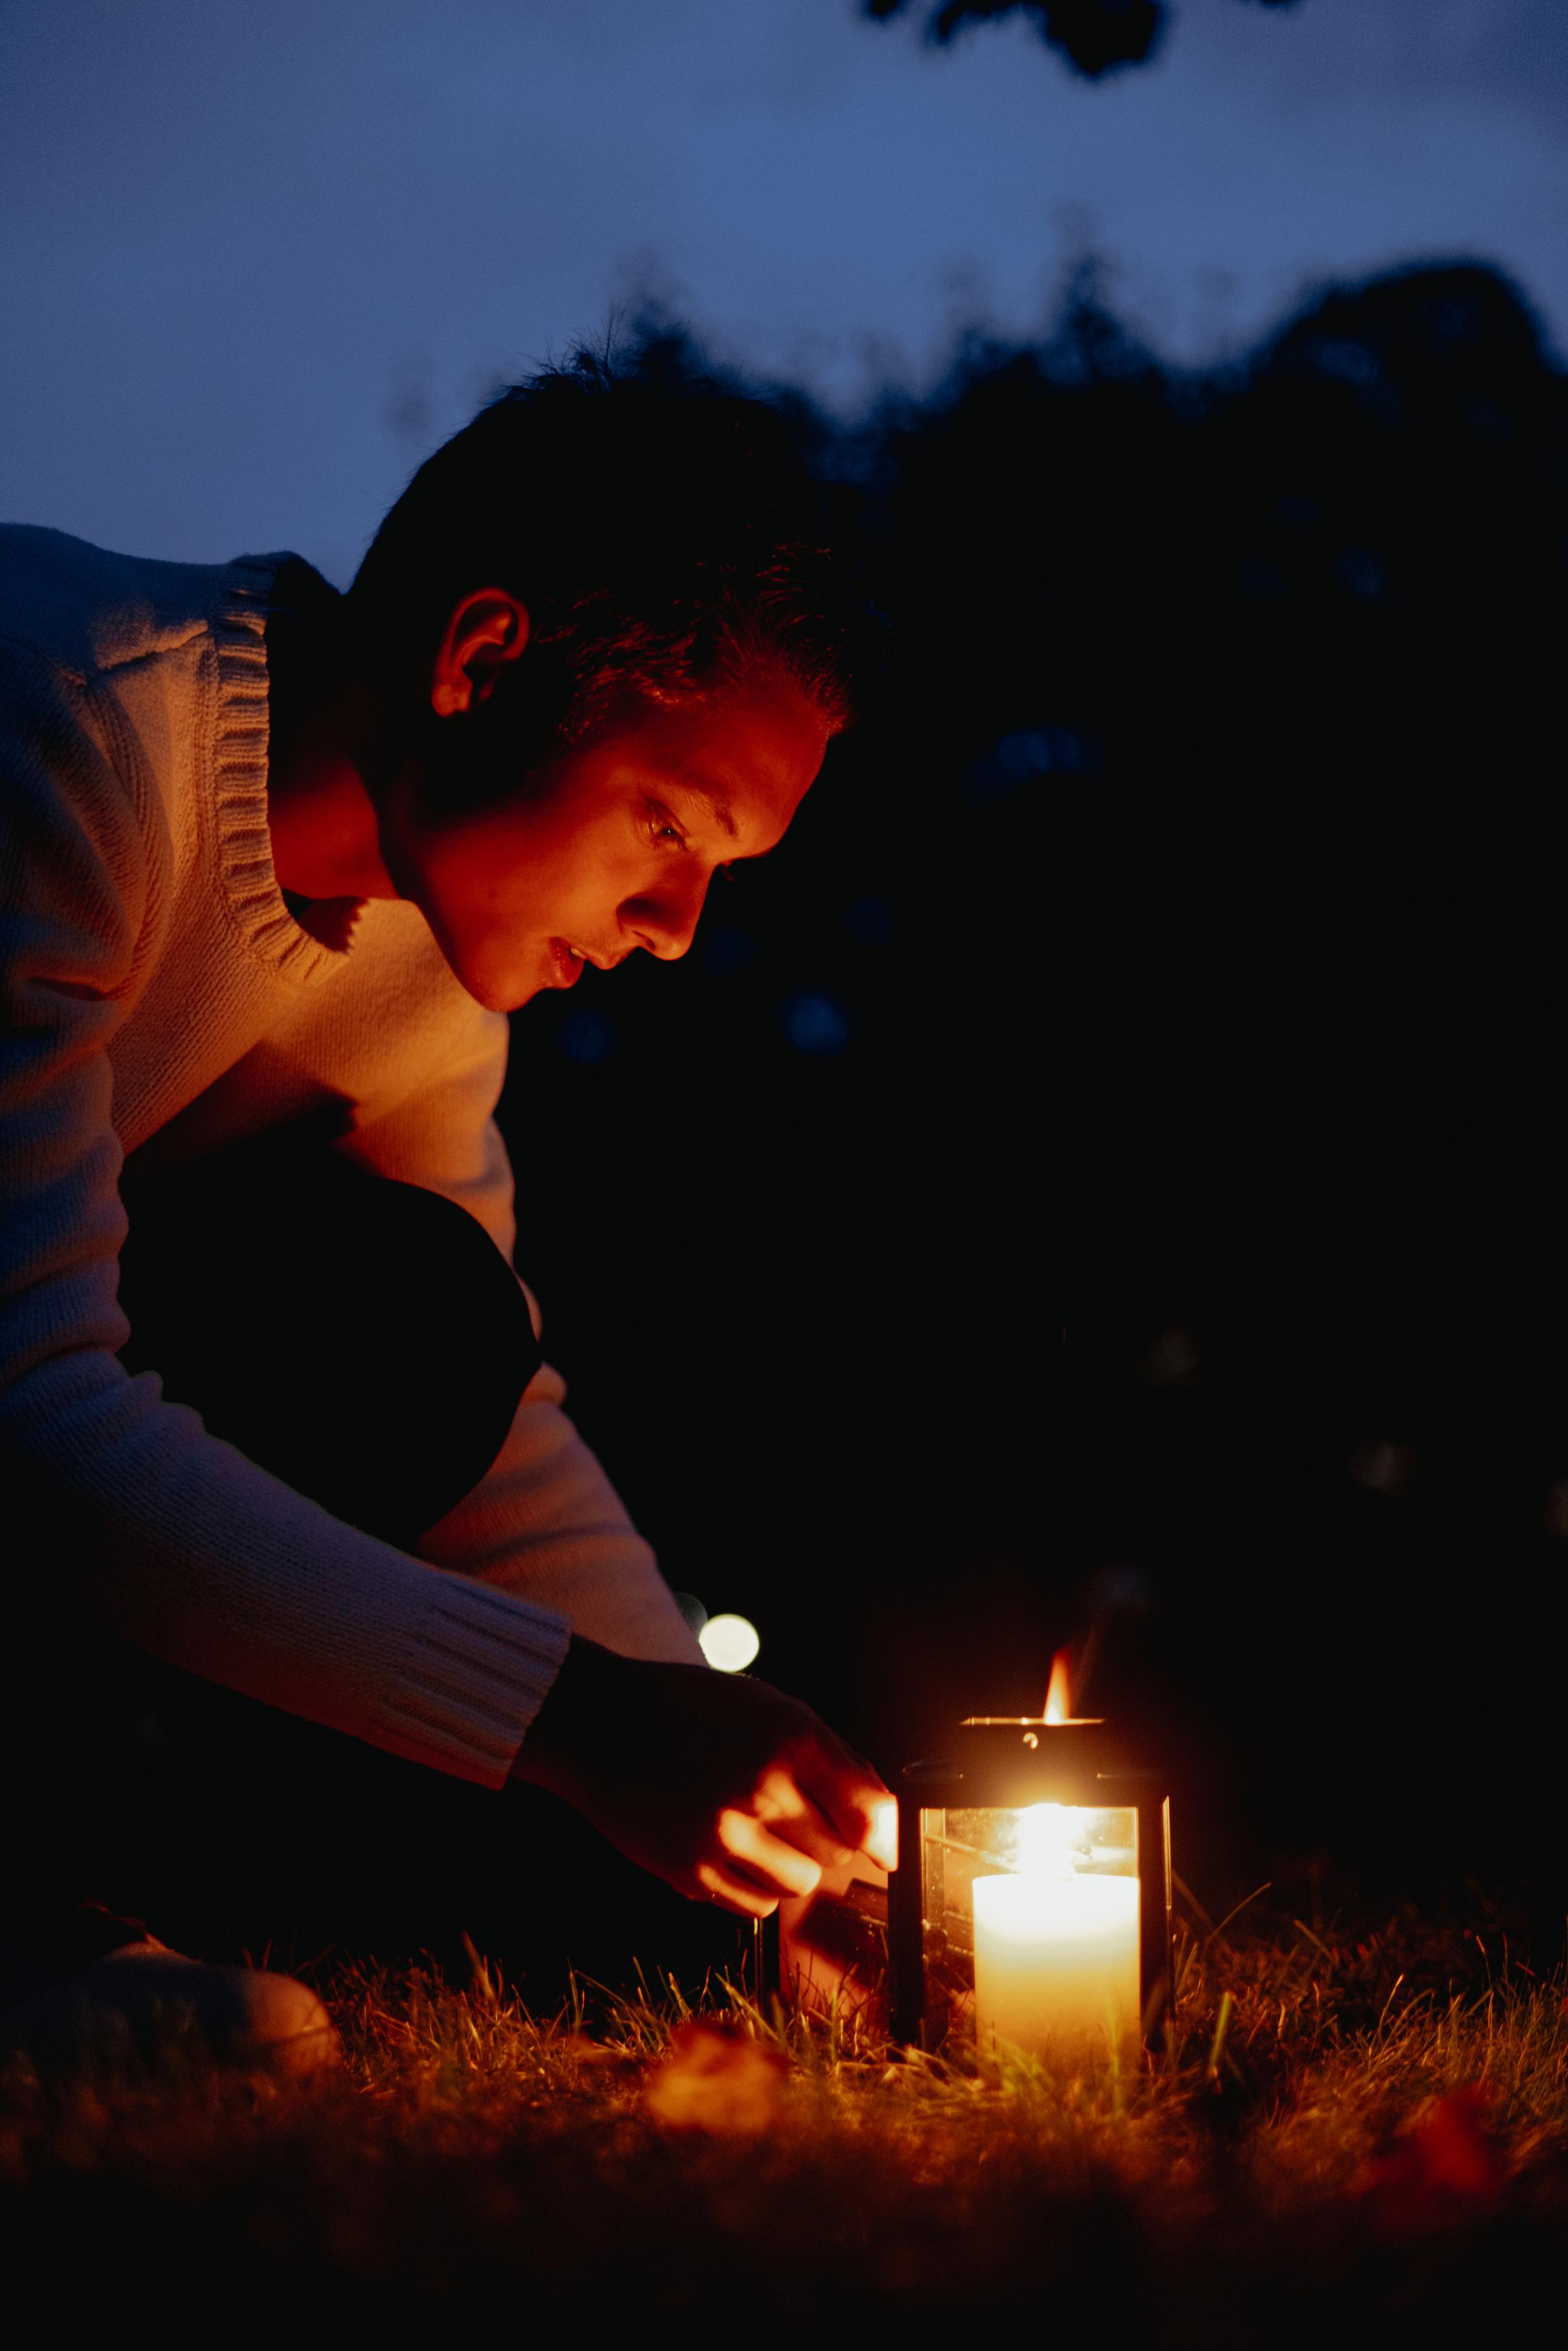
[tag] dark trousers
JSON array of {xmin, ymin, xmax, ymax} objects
[{"xmin": 4, "ymin": 1140, "xmax": 738, "ymax": 1996}]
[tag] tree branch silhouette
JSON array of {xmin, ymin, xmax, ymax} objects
[{"xmin": 862, "ymin": 0, "xmax": 1299, "ymax": 81}]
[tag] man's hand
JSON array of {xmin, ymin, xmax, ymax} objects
[{"xmin": 512, "ymin": 1637, "xmax": 893, "ymax": 1916}]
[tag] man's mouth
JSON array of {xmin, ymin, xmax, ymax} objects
[{"xmin": 546, "ymin": 937, "xmax": 635, "ymax": 987}]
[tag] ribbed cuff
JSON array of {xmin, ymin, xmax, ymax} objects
[{"xmin": 372, "ymin": 1574, "xmax": 571, "ymax": 1788}]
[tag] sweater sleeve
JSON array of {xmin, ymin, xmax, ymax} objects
[{"xmin": 0, "ymin": 649, "xmax": 570, "ymax": 1788}]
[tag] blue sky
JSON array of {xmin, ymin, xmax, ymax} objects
[{"xmin": 2, "ymin": 0, "xmax": 1563, "ymax": 584}]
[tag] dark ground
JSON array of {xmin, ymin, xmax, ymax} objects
[{"xmin": 2, "ymin": 1904, "xmax": 1563, "ymax": 2342}]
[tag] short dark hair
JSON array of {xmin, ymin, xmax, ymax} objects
[{"xmin": 349, "ymin": 341, "xmax": 878, "ymax": 758}]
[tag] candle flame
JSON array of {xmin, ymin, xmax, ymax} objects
[{"xmin": 1043, "ymin": 1648, "xmax": 1071, "ymax": 1726}]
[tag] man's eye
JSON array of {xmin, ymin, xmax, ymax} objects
[{"xmin": 647, "ymin": 808, "xmax": 687, "ymax": 849}]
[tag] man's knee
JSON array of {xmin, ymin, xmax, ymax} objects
[{"xmin": 117, "ymin": 1140, "xmax": 540, "ymax": 1542}]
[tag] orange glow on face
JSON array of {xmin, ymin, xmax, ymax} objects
[{"xmin": 1043, "ymin": 1648, "xmax": 1072, "ymax": 1726}]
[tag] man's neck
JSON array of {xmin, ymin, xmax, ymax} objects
[{"xmin": 265, "ymin": 560, "xmax": 399, "ymax": 904}]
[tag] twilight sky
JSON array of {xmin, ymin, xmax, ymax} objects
[{"xmin": 2, "ymin": 0, "xmax": 1563, "ymax": 585}]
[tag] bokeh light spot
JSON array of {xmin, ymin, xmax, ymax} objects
[
  {"xmin": 698, "ymin": 1613, "xmax": 760, "ymax": 1673},
  {"xmin": 781, "ymin": 992, "xmax": 849, "ymax": 1055},
  {"xmin": 1348, "ymin": 1439, "xmax": 1415, "ymax": 1495},
  {"xmin": 557, "ymin": 1008, "xmax": 616, "ymax": 1064},
  {"xmin": 1334, "ymin": 546, "xmax": 1388, "ymax": 600},
  {"xmin": 1085, "ymin": 1560, "xmax": 1154, "ymax": 1615},
  {"xmin": 962, "ymin": 724, "xmax": 1105, "ymax": 803},
  {"xmin": 1142, "ymin": 1325, "xmax": 1200, "ymax": 1385}
]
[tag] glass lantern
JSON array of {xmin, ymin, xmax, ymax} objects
[{"xmin": 889, "ymin": 1716, "xmax": 1172, "ymax": 2060}]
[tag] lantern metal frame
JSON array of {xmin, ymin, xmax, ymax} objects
[{"xmin": 889, "ymin": 1716, "xmax": 1173, "ymax": 2053}]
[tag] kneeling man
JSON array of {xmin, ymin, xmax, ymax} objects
[{"xmin": 0, "ymin": 353, "xmax": 890, "ymax": 2064}]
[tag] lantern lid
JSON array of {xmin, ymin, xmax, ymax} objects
[
  {"xmin": 960, "ymin": 1714, "xmax": 1104, "ymax": 1729},
  {"xmin": 902, "ymin": 1714, "xmax": 1161, "ymax": 1808}
]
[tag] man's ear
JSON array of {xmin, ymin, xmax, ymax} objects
[{"xmin": 431, "ymin": 589, "xmax": 531, "ymax": 717}]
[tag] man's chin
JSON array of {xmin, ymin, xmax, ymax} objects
[
  {"xmin": 428, "ymin": 945, "xmax": 519, "ymax": 1015},
  {"xmin": 416, "ymin": 908, "xmax": 553, "ymax": 1013}
]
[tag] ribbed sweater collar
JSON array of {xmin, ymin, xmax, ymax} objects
[{"xmin": 210, "ymin": 554, "xmax": 357, "ymax": 986}]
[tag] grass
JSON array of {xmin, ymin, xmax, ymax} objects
[{"xmin": 1, "ymin": 1900, "xmax": 1565, "ymax": 2339}]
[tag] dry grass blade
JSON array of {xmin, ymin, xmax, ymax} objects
[{"xmin": 0, "ymin": 1907, "xmax": 1563, "ymax": 2337}]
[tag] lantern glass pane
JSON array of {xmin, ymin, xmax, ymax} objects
[{"xmin": 918, "ymin": 1802, "xmax": 1139, "ymax": 2053}]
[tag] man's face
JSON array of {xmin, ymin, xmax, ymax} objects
[{"xmin": 382, "ymin": 668, "xmax": 831, "ymax": 1013}]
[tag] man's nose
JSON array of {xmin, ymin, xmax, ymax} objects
[{"xmin": 624, "ymin": 875, "xmax": 709, "ymax": 961}]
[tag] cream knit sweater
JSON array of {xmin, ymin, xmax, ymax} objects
[{"xmin": 0, "ymin": 526, "xmax": 702, "ymax": 1790}]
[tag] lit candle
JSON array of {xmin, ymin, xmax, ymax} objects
[{"xmin": 972, "ymin": 1803, "xmax": 1140, "ymax": 2060}]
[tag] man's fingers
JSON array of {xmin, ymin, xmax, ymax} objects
[
  {"xmin": 717, "ymin": 1809, "xmax": 825, "ymax": 1902},
  {"xmin": 694, "ymin": 1859, "xmax": 781, "ymax": 1919},
  {"xmin": 864, "ymin": 1796, "xmax": 898, "ymax": 1871},
  {"xmin": 773, "ymin": 1805, "xmax": 858, "ymax": 1871},
  {"xmin": 794, "ymin": 1752, "xmax": 894, "ymax": 1866},
  {"xmin": 751, "ymin": 1773, "xmax": 856, "ymax": 1869}
]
